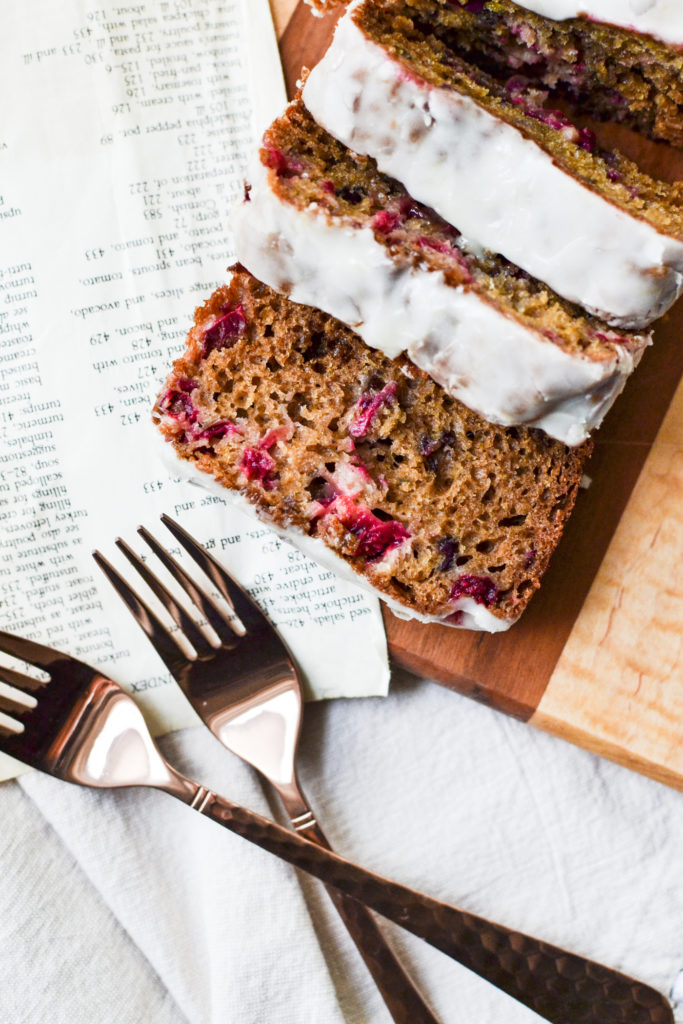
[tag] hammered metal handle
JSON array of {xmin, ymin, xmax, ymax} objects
[
  {"xmin": 298, "ymin": 816, "xmax": 441, "ymax": 1024},
  {"xmin": 196, "ymin": 791, "xmax": 672, "ymax": 1024}
]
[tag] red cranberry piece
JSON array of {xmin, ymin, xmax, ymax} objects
[
  {"xmin": 506, "ymin": 83, "xmax": 584, "ymax": 139},
  {"xmin": 417, "ymin": 235, "xmax": 453, "ymax": 256},
  {"xmin": 259, "ymin": 423, "xmax": 293, "ymax": 450},
  {"xmin": 263, "ymin": 145, "xmax": 304, "ymax": 179},
  {"xmin": 451, "ymin": 574, "xmax": 499, "ymax": 607},
  {"xmin": 349, "ymin": 381, "xmax": 398, "ymax": 439},
  {"xmin": 417, "ymin": 236, "xmax": 472, "ymax": 281},
  {"xmin": 194, "ymin": 420, "xmax": 240, "ymax": 444},
  {"xmin": 201, "ymin": 306, "xmax": 246, "ymax": 358},
  {"xmin": 356, "ymin": 516, "xmax": 410, "ymax": 561},
  {"xmin": 397, "ymin": 195, "xmax": 425, "ymax": 221},
  {"xmin": 240, "ymin": 447, "xmax": 277, "ymax": 489},
  {"xmin": 319, "ymin": 495, "xmax": 409, "ymax": 560},
  {"xmin": 159, "ymin": 379, "xmax": 200, "ymax": 425},
  {"xmin": 335, "ymin": 499, "xmax": 410, "ymax": 560},
  {"xmin": 524, "ymin": 549, "xmax": 537, "ymax": 568},
  {"xmin": 528, "ymin": 107, "xmax": 572, "ymax": 131},
  {"xmin": 372, "ymin": 210, "xmax": 401, "ymax": 234}
]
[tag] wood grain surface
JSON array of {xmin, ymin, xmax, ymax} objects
[
  {"xmin": 273, "ymin": 0, "xmax": 683, "ymax": 786},
  {"xmin": 532, "ymin": 382, "xmax": 683, "ymax": 789}
]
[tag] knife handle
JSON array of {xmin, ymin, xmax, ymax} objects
[{"xmin": 190, "ymin": 786, "xmax": 673, "ymax": 1024}]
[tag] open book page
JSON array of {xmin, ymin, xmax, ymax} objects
[{"xmin": 0, "ymin": 0, "xmax": 390, "ymax": 782}]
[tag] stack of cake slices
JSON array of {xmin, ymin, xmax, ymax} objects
[{"xmin": 155, "ymin": 0, "xmax": 683, "ymax": 632}]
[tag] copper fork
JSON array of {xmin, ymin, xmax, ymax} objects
[
  {"xmin": 96, "ymin": 515, "xmax": 439, "ymax": 1024},
  {"xmin": 90, "ymin": 517, "xmax": 673, "ymax": 1024}
]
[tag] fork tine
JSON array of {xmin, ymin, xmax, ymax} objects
[
  {"xmin": 115, "ymin": 537, "xmax": 212, "ymax": 657},
  {"xmin": 0, "ymin": 663, "xmax": 47, "ymax": 693},
  {"xmin": 137, "ymin": 526, "xmax": 240, "ymax": 646},
  {"xmin": 0, "ymin": 630, "xmax": 62, "ymax": 672},
  {"xmin": 0, "ymin": 712, "xmax": 24, "ymax": 739},
  {"xmin": 93, "ymin": 550, "xmax": 186, "ymax": 673},
  {"xmin": 0, "ymin": 679, "xmax": 37, "ymax": 716},
  {"xmin": 160, "ymin": 514, "xmax": 273, "ymax": 636}
]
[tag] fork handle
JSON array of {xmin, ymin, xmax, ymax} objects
[
  {"xmin": 291, "ymin": 810, "xmax": 441, "ymax": 1024},
  {"xmin": 186, "ymin": 787, "xmax": 672, "ymax": 1024}
]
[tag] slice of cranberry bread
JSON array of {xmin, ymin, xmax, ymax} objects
[
  {"xmin": 235, "ymin": 96, "xmax": 650, "ymax": 446},
  {"xmin": 302, "ymin": 0, "xmax": 683, "ymax": 327},
  {"xmin": 305, "ymin": 0, "xmax": 683, "ymax": 146},
  {"xmin": 154, "ymin": 267, "xmax": 592, "ymax": 631}
]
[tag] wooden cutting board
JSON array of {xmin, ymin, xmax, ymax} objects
[{"xmin": 274, "ymin": 0, "xmax": 683, "ymax": 789}]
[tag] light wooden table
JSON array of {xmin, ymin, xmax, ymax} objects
[{"xmin": 270, "ymin": 0, "xmax": 299, "ymax": 37}]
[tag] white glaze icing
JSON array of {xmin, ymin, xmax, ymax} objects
[
  {"xmin": 234, "ymin": 157, "xmax": 649, "ymax": 445},
  {"xmin": 302, "ymin": 7, "xmax": 683, "ymax": 328},
  {"xmin": 154, "ymin": 432, "xmax": 514, "ymax": 632},
  {"xmin": 517, "ymin": 0, "xmax": 683, "ymax": 46}
]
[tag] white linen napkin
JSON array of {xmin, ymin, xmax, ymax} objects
[{"xmin": 4, "ymin": 671, "xmax": 683, "ymax": 1023}]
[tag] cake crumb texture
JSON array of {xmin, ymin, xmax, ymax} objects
[{"xmin": 154, "ymin": 268, "xmax": 592, "ymax": 625}]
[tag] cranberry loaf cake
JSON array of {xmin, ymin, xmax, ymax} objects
[
  {"xmin": 306, "ymin": 0, "xmax": 683, "ymax": 145},
  {"xmin": 154, "ymin": 267, "xmax": 591, "ymax": 631},
  {"xmin": 235, "ymin": 97, "xmax": 649, "ymax": 446},
  {"xmin": 302, "ymin": 0, "xmax": 683, "ymax": 327}
]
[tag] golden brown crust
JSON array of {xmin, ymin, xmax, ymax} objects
[{"xmin": 154, "ymin": 269, "xmax": 591, "ymax": 624}]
